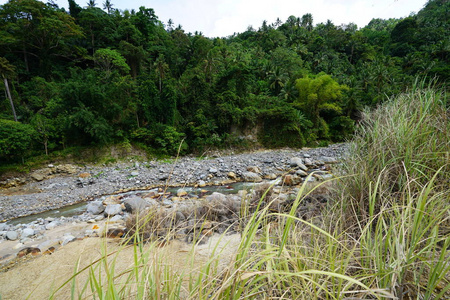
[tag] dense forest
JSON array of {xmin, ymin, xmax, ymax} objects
[{"xmin": 0, "ymin": 0, "xmax": 448, "ymax": 162}]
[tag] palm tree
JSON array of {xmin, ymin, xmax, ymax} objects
[
  {"xmin": 87, "ymin": 0, "xmax": 96, "ymax": 8},
  {"xmin": 0, "ymin": 57, "xmax": 17, "ymax": 121},
  {"xmin": 103, "ymin": 0, "xmax": 113, "ymax": 14}
]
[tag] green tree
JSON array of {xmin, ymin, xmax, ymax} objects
[
  {"xmin": 0, "ymin": 119, "xmax": 36, "ymax": 161},
  {"xmin": 94, "ymin": 48, "xmax": 130, "ymax": 76}
]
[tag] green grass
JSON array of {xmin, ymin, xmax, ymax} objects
[{"xmin": 48, "ymin": 82, "xmax": 449, "ymax": 299}]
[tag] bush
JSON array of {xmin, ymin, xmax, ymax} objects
[{"xmin": 0, "ymin": 119, "xmax": 37, "ymax": 162}]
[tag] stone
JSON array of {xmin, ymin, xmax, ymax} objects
[
  {"xmin": 227, "ymin": 172, "xmax": 237, "ymax": 180},
  {"xmin": 94, "ymin": 215, "xmax": 105, "ymax": 221},
  {"xmin": 21, "ymin": 228, "xmax": 35, "ymax": 238},
  {"xmin": 289, "ymin": 157, "xmax": 303, "ymax": 167},
  {"xmin": 17, "ymin": 247, "xmax": 41, "ymax": 258},
  {"xmin": 295, "ymin": 170, "xmax": 308, "ymax": 177},
  {"xmin": 242, "ymin": 172, "xmax": 262, "ymax": 182},
  {"xmin": 56, "ymin": 164, "xmax": 78, "ymax": 174},
  {"xmin": 264, "ymin": 173, "xmax": 277, "ymax": 180},
  {"xmin": 303, "ymin": 158, "xmax": 313, "ymax": 166},
  {"xmin": 247, "ymin": 166, "xmax": 262, "ymax": 173},
  {"xmin": 102, "ymin": 195, "xmax": 121, "ymax": 206},
  {"xmin": 6, "ymin": 231, "xmax": 18, "ymax": 241},
  {"xmin": 104, "ymin": 204, "xmax": 123, "ymax": 216},
  {"xmin": 177, "ymin": 189, "xmax": 188, "ymax": 197},
  {"xmin": 78, "ymin": 172, "xmax": 91, "ymax": 178},
  {"xmin": 123, "ymin": 197, "xmax": 147, "ymax": 213},
  {"xmin": 321, "ymin": 156, "xmax": 338, "ymax": 164},
  {"xmin": 209, "ymin": 168, "xmax": 218, "ymax": 174},
  {"xmin": 130, "ymin": 171, "xmax": 139, "ymax": 177},
  {"xmin": 45, "ymin": 222, "xmax": 57, "ymax": 230},
  {"xmin": 303, "ymin": 154, "xmax": 311, "ymax": 158},
  {"xmin": 282, "ymin": 174, "xmax": 302, "ymax": 186},
  {"xmin": 60, "ymin": 234, "xmax": 76, "ymax": 246},
  {"xmin": 108, "ymin": 215, "xmax": 123, "ymax": 223},
  {"xmin": 198, "ymin": 180, "xmax": 206, "ymax": 187},
  {"xmin": 87, "ymin": 201, "xmax": 105, "ymax": 215},
  {"xmin": 30, "ymin": 172, "xmax": 46, "ymax": 182},
  {"xmin": 105, "ymin": 228, "xmax": 126, "ymax": 238},
  {"xmin": 143, "ymin": 190, "xmax": 159, "ymax": 198}
]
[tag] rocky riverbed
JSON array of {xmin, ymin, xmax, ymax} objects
[{"xmin": 0, "ymin": 144, "xmax": 348, "ymax": 270}]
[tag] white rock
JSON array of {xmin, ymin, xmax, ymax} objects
[
  {"xmin": 6, "ymin": 231, "xmax": 18, "ymax": 241},
  {"xmin": 60, "ymin": 234, "xmax": 76, "ymax": 246},
  {"xmin": 22, "ymin": 228, "xmax": 35, "ymax": 238},
  {"xmin": 104, "ymin": 204, "xmax": 123, "ymax": 216}
]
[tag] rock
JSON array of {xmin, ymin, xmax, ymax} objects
[
  {"xmin": 87, "ymin": 201, "xmax": 105, "ymax": 215},
  {"xmin": 60, "ymin": 234, "xmax": 76, "ymax": 246},
  {"xmin": 13, "ymin": 243, "xmax": 24, "ymax": 250},
  {"xmin": 177, "ymin": 189, "xmax": 188, "ymax": 197},
  {"xmin": 303, "ymin": 154, "xmax": 311, "ymax": 158},
  {"xmin": 6, "ymin": 231, "xmax": 18, "ymax": 241},
  {"xmin": 56, "ymin": 164, "xmax": 78, "ymax": 174},
  {"xmin": 321, "ymin": 156, "xmax": 338, "ymax": 164},
  {"xmin": 123, "ymin": 197, "xmax": 147, "ymax": 213},
  {"xmin": 227, "ymin": 172, "xmax": 237, "ymax": 180},
  {"xmin": 295, "ymin": 170, "xmax": 308, "ymax": 177},
  {"xmin": 78, "ymin": 172, "xmax": 91, "ymax": 178},
  {"xmin": 105, "ymin": 228, "xmax": 126, "ymax": 238},
  {"xmin": 94, "ymin": 215, "xmax": 105, "ymax": 221},
  {"xmin": 209, "ymin": 168, "xmax": 218, "ymax": 174},
  {"xmin": 0, "ymin": 223, "xmax": 7, "ymax": 231},
  {"xmin": 104, "ymin": 204, "xmax": 123, "ymax": 217},
  {"xmin": 17, "ymin": 247, "xmax": 41, "ymax": 258},
  {"xmin": 38, "ymin": 240, "xmax": 60, "ymax": 252},
  {"xmin": 282, "ymin": 174, "xmax": 302, "ymax": 186},
  {"xmin": 303, "ymin": 158, "xmax": 313, "ymax": 166},
  {"xmin": 198, "ymin": 180, "xmax": 206, "ymax": 187},
  {"xmin": 264, "ymin": 173, "xmax": 277, "ymax": 180},
  {"xmin": 143, "ymin": 190, "xmax": 159, "ymax": 198},
  {"xmin": 247, "ymin": 166, "xmax": 262, "ymax": 173},
  {"xmin": 242, "ymin": 172, "xmax": 262, "ymax": 182},
  {"xmin": 102, "ymin": 195, "xmax": 121, "ymax": 206},
  {"xmin": 289, "ymin": 157, "xmax": 303, "ymax": 167},
  {"xmin": 45, "ymin": 222, "xmax": 57, "ymax": 230},
  {"xmin": 159, "ymin": 174, "xmax": 169, "ymax": 181},
  {"xmin": 108, "ymin": 215, "xmax": 123, "ymax": 223},
  {"xmin": 21, "ymin": 228, "xmax": 35, "ymax": 238},
  {"xmin": 130, "ymin": 171, "xmax": 139, "ymax": 177},
  {"xmin": 30, "ymin": 172, "xmax": 46, "ymax": 182}
]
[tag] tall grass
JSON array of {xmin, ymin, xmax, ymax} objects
[{"xmin": 50, "ymin": 82, "xmax": 449, "ymax": 299}]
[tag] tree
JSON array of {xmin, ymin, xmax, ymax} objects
[
  {"xmin": 0, "ymin": 119, "xmax": 36, "ymax": 161},
  {"xmin": 294, "ymin": 73, "xmax": 348, "ymax": 137},
  {"xmin": 94, "ymin": 48, "xmax": 130, "ymax": 76},
  {"xmin": 0, "ymin": 57, "xmax": 17, "ymax": 121},
  {"xmin": 103, "ymin": 0, "xmax": 113, "ymax": 14}
]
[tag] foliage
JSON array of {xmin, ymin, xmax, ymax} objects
[
  {"xmin": 0, "ymin": 119, "xmax": 36, "ymax": 161},
  {"xmin": 0, "ymin": 0, "xmax": 448, "ymax": 161}
]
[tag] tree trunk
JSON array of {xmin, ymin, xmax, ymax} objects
[{"xmin": 4, "ymin": 77, "xmax": 18, "ymax": 122}]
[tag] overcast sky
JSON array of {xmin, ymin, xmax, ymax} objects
[{"xmin": 1, "ymin": 0, "xmax": 428, "ymax": 37}]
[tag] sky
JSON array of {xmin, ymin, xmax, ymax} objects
[{"xmin": 0, "ymin": 0, "xmax": 429, "ymax": 37}]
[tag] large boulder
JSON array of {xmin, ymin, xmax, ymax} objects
[
  {"xmin": 104, "ymin": 204, "xmax": 123, "ymax": 217},
  {"xmin": 123, "ymin": 197, "xmax": 147, "ymax": 213},
  {"xmin": 87, "ymin": 201, "xmax": 105, "ymax": 215},
  {"xmin": 290, "ymin": 157, "xmax": 308, "ymax": 171}
]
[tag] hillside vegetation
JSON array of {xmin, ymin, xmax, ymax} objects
[
  {"xmin": 48, "ymin": 83, "xmax": 449, "ymax": 299},
  {"xmin": 1, "ymin": 0, "xmax": 448, "ymax": 163}
]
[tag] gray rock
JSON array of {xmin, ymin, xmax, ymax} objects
[
  {"xmin": 289, "ymin": 157, "xmax": 303, "ymax": 167},
  {"xmin": 130, "ymin": 171, "xmax": 139, "ymax": 176},
  {"xmin": 209, "ymin": 168, "xmax": 218, "ymax": 174},
  {"xmin": 0, "ymin": 223, "xmax": 7, "ymax": 231},
  {"xmin": 22, "ymin": 228, "xmax": 35, "ymax": 238},
  {"xmin": 109, "ymin": 215, "xmax": 123, "ymax": 222},
  {"xmin": 303, "ymin": 154, "xmax": 311, "ymax": 158},
  {"xmin": 295, "ymin": 170, "xmax": 308, "ymax": 177},
  {"xmin": 242, "ymin": 172, "xmax": 262, "ymax": 182},
  {"xmin": 6, "ymin": 231, "xmax": 18, "ymax": 241},
  {"xmin": 104, "ymin": 204, "xmax": 123, "ymax": 216},
  {"xmin": 87, "ymin": 201, "xmax": 105, "ymax": 215},
  {"xmin": 123, "ymin": 197, "xmax": 147, "ymax": 213},
  {"xmin": 321, "ymin": 156, "xmax": 338, "ymax": 164},
  {"xmin": 94, "ymin": 215, "xmax": 105, "ymax": 221},
  {"xmin": 45, "ymin": 222, "xmax": 57, "ymax": 230},
  {"xmin": 60, "ymin": 234, "xmax": 76, "ymax": 246}
]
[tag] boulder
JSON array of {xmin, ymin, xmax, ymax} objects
[
  {"xmin": 295, "ymin": 170, "xmax": 308, "ymax": 177},
  {"xmin": 242, "ymin": 172, "xmax": 262, "ymax": 182},
  {"xmin": 21, "ymin": 228, "xmax": 35, "ymax": 238},
  {"xmin": 282, "ymin": 174, "xmax": 302, "ymax": 186},
  {"xmin": 177, "ymin": 189, "xmax": 188, "ymax": 197},
  {"xmin": 198, "ymin": 180, "xmax": 206, "ymax": 187},
  {"xmin": 87, "ymin": 201, "xmax": 105, "ymax": 215},
  {"xmin": 321, "ymin": 156, "xmax": 338, "ymax": 164},
  {"xmin": 56, "ymin": 164, "xmax": 78, "ymax": 174},
  {"xmin": 6, "ymin": 231, "xmax": 18, "ymax": 241},
  {"xmin": 104, "ymin": 204, "xmax": 122, "ymax": 217},
  {"xmin": 289, "ymin": 157, "xmax": 303, "ymax": 167},
  {"xmin": 123, "ymin": 197, "xmax": 147, "ymax": 213},
  {"xmin": 60, "ymin": 234, "xmax": 76, "ymax": 246}
]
